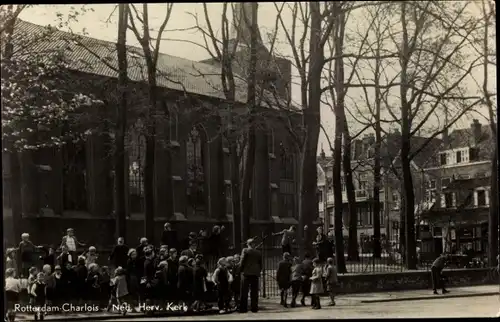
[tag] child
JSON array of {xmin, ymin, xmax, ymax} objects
[
  {"xmin": 74, "ymin": 256, "xmax": 88, "ymax": 304},
  {"xmin": 41, "ymin": 246, "xmax": 56, "ymax": 272},
  {"xmin": 100, "ymin": 266, "xmax": 112, "ymax": 308},
  {"xmin": 110, "ymin": 267, "xmax": 129, "ymax": 314},
  {"xmin": 86, "ymin": 263, "xmax": 101, "ymax": 307},
  {"xmin": 290, "ymin": 257, "xmax": 303, "ymax": 308},
  {"xmin": 155, "ymin": 261, "xmax": 169, "ymax": 304},
  {"xmin": 18, "ymin": 233, "xmax": 41, "ymax": 278},
  {"xmin": 85, "ymin": 246, "xmax": 99, "ymax": 268},
  {"xmin": 50, "ymin": 266, "xmax": 64, "ymax": 308},
  {"xmin": 310, "ymin": 258, "xmax": 324, "ymax": 310},
  {"xmin": 177, "ymin": 256, "xmax": 194, "ymax": 309},
  {"xmin": 27, "ymin": 266, "xmax": 39, "ymax": 305},
  {"xmin": 212, "ymin": 257, "xmax": 233, "ymax": 314},
  {"xmin": 5, "ymin": 248, "xmax": 17, "ymax": 271},
  {"xmin": 57, "ymin": 245, "xmax": 73, "ymax": 268},
  {"xmin": 324, "ymin": 257, "xmax": 338, "ymax": 306},
  {"xmin": 30, "ymin": 272, "xmax": 47, "ymax": 321},
  {"xmin": 276, "ymin": 252, "xmax": 292, "ymax": 307},
  {"xmin": 231, "ymin": 254, "xmax": 241, "ymax": 310},
  {"xmin": 5, "ymin": 268, "xmax": 21, "ymax": 310},
  {"xmin": 42, "ymin": 265, "xmax": 55, "ymax": 306},
  {"xmin": 193, "ymin": 255, "xmax": 208, "ymax": 312}
]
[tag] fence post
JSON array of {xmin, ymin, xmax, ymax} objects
[{"xmin": 261, "ymin": 231, "xmax": 267, "ymax": 298}]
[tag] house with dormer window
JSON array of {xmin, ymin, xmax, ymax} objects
[{"xmin": 420, "ymin": 119, "xmax": 495, "ymax": 257}]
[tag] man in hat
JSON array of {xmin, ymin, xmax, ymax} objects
[
  {"xmin": 60, "ymin": 228, "xmax": 85, "ymax": 262},
  {"xmin": 239, "ymin": 238, "xmax": 262, "ymax": 313}
]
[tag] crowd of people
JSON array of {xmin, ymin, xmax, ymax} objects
[{"xmin": 3, "ymin": 223, "xmax": 268, "ymax": 321}]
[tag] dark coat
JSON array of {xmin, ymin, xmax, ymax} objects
[
  {"xmin": 109, "ymin": 244, "xmax": 129, "ymax": 268},
  {"xmin": 300, "ymin": 259, "xmax": 314, "ymax": 278},
  {"xmin": 276, "ymin": 260, "xmax": 292, "ymax": 289},
  {"xmin": 73, "ymin": 264, "xmax": 88, "ymax": 298},
  {"xmin": 167, "ymin": 258, "xmax": 179, "ymax": 289},
  {"xmin": 161, "ymin": 230, "xmax": 179, "ymax": 250},
  {"xmin": 193, "ymin": 266, "xmax": 207, "ymax": 299},
  {"xmin": 143, "ymin": 257, "xmax": 156, "ymax": 283},
  {"xmin": 240, "ymin": 247, "xmax": 262, "ymax": 277},
  {"xmin": 126, "ymin": 258, "xmax": 140, "ymax": 296},
  {"xmin": 177, "ymin": 263, "xmax": 194, "ymax": 293}
]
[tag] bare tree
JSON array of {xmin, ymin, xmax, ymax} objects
[
  {"xmin": 114, "ymin": 4, "xmax": 129, "ymax": 239},
  {"xmin": 389, "ymin": 1, "xmax": 484, "ymax": 269},
  {"xmin": 1, "ymin": 6, "xmax": 102, "ymax": 243},
  {"xmin": 127, "ymin": 3, "xmax": 175, "ymax": 243},
  {"xmin": 477, "ymin": 0, "xmax": 497, "ymax": 266}
]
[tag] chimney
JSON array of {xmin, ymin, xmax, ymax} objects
[
  {"xmin": 471, "ymin": 119, "xmax": 482, "ymax": 145},
  {"xmin": 230, "ymin": 3, "xmax": 264, "ymax": 48},
  {"xmin": 319, "ymin": 145, "xmax": 326, "ymax": 160}
]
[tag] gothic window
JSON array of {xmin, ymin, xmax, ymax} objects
[
  {"xmin": 127, "ymin": 119, "xmax": 145, "ymax": 213},
  {"xmin": 279, "ymin": 143, "xmax": 294, "ymax": 180},
  {"xmin": 168, "ymin": 103, "xmax": 179, "ymax": 142},
  {"xmin": 186, "ymin": 127, "xmax": 205, "ymax": 211},
  {"xmin": 62, "ymin": 138, "xmax": 88, "ymax": 210}
]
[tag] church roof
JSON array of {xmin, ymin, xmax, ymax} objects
[{"xmin": 9, "ymin": 19, "xmax": 296, "ymax": 111}]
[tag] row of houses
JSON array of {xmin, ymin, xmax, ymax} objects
[{"xmin": 317, "ymin": 119, "xmax": 495, "ymax": 256}]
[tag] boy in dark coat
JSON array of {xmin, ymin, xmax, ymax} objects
[
  {"xmin": 177, "ymin": 256, "xmax": 194, "ymax": 309},
  {"xmin": 166, "ymin": 249, "xmax": 179, "ymax": 301},
  {"xmin": 73, "ymin": 256, "xmax": 88, "ymax": 303},
  {"xmin": 300, "ymin": 253, "xmax": 313, "ymax": 306},
  {"xmin": 192, "ymin": 255, "xmax": 208, "ymax": 312},
  {"xmin": 86, "ymin": 263, "xmax": 101, "ymax": 307},
  {"xmin": 109, "ymin": 238, "xmax": 129, "ymax": 269},
  {"xmin": 276, "ymin": 252, "xmax": 292, "ymax": 307},
  {"xmin": 230, "ymin": 255, "xmax": 241, "ymax": 310},
  {"xmin": 142, "ymin": 249, "xmax": 157, "ymax": 305}
]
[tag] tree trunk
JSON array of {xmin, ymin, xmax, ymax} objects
[
  {"xmin": 240, "ymin": 3, "xmax": 259, "ymax": 243},
  {"xmin": 298, "ymin": 147, "xmax": 318, "ymax": 258},
  {"xmin": 230, "ymin": 133, "xmax": 242, "ymax": 253},
  {"xmin": 240, "ymin": 130, "xmax": 255, "ymax": 243},
  {"xmin": 342, "ymin": 120, "xmax": 359, "ymax": 261},
  {"xmin": 372, "ymin": 116, "xmax": 382, "ymax": 259},
  {"xmin": 401, "ymin": 137, "xmax": 417, "ymax": 269},
  {"xmin": 143, "ymin": 62, "xmax": 157, "ymax": 243},
  {"xmin": 333, "ymin": 129, "xmax": 347, "ymax": 273},
  {"xmin": 114, "ymin": 3, "xmax": 128, "ymax": 240},
  {"xmin": 488, "ymin": 146, "xmax": 498, "ymax": 265}
]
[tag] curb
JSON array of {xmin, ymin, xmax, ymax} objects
[{"xmin": 360, "ymin": 291, "xmax": 499, "ymax": 303}]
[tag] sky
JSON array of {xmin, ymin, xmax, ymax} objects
[{"xmin": 19, "ymin": 3, "xmax": 496, "ymax": 154}]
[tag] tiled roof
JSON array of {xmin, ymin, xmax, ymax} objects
[
  {"xmin": 9, "ymin": 19, "xmax": 294, "ymax": 109},
  {"xmin": 380, "ymin": 132, "xmax": 442, "ymax": 168}
]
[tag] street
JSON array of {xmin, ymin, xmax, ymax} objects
[{"xmin": 105, "ymin": 295, "xmax": 500, "ymax": 320}]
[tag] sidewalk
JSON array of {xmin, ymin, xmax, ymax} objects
[
  {"xmin": 340, "ymin": 284, "xmax": 500, "ymax": 303},
  {"xmin": 13, "ymin": 285, "xmax": 499, "ymax": 321}
]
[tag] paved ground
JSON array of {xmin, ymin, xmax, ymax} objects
[
  {"xmin": 103, "ymin": 296, "xmax": 500, "ymax": 320},
  {"xmin": 12, "ymin": 285, "xmax": 499, "ymax": 321}
]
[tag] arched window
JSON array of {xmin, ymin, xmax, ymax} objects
[
  {"xmin": 186, "ymin": 126, "xmax": 205, "ymax": 211},
  {"xmin": 127, "ymin": 119, "xmax": 145, "ymax": 213}
]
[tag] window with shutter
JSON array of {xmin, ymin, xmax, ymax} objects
[
  {"xmin": 456, "ymin": 151, "xmax": 462, "ymax": 163},
  {"xmin": 440, "ymin": 153, "xmax": 447, "ymax": 165}
]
